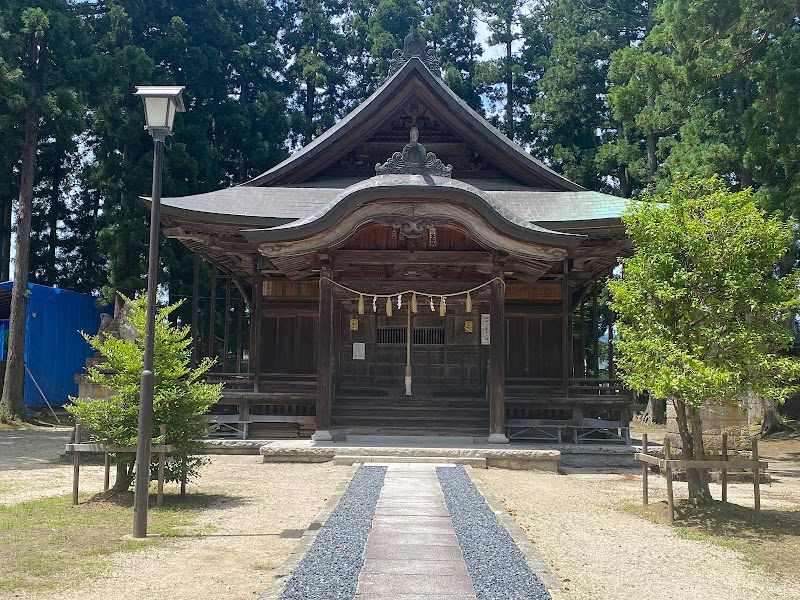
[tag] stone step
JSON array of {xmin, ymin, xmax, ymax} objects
[
  {"xmin": 332, "ymin": 455, "xmax": 487, "ymax": 468},
  {"xmin": 345, "ymin": 434, "xmax": 479, "ymax": 444}
]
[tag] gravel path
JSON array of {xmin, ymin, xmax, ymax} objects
[
  {"xmin": 472, "ymin": 469, "xmax": 800, "ymax": 600},
  {"xmin": 279, "ymin": 465, "xmax": 386, "ymax": 600},
  {"xmin": 438, "ymin": 466, "xmax": 551, "ymax": 600}
]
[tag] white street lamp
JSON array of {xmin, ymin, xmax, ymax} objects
[{"xmin": 132, "ymin": 85, "xmax": 185, "ymax": 539}]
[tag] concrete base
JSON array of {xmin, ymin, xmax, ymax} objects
[
  {"xmin": 346, "ymin": 435, "xmax": 476, "ymax": 445},
  {"xmin": 332, "ymin": 455, "xmax": 487, "ymax": 468},
  {"xmin": 487, "ymin": 433, "xmax": 510, "ymax": 444},
  {"xmin": 311, "ymin": 430, "xmax": 333, "ymax": 442},
  {"xmin": 259, "ymin": 442, "xmax": 560, "ymax": 471}
]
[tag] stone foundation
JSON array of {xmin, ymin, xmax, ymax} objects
[{"xmin": 666, "ymin": 400, "xmax": 754, "ymax": 450}]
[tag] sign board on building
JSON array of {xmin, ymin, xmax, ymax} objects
[{"xmin": 480, "ymin": 314, "xmax": 490, "ymax": 345}]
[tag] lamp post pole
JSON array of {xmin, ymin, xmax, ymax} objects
[
  {"xmin": 132, "ymin": 129, "xmax": 166, "ymax": 539},
  {"xmin": 131, "ymin": 84, "xmax": 184, "ymax": 539}
]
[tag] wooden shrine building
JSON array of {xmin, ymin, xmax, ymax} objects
[{"xmin": 158, "ymin": 28, "xmax": 634, "ymax": 443}]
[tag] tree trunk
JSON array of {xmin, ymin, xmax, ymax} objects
[
  {"xmin": 760, "ymin": 397, "xmax": 785, "ymax": 435},
  {"xmin": 112, "ymin": 459, "xmax": 135, "ymax": 492},
  {"xmin": 0, "ymin": 197, "xmax": 11, "ymax": 281},
  {"xmin": 672, "ymin": 397, "xmax": 711, "ymax": 502},
  {"xmin": 0, "ymin": 100, "xmax": 40, "ymax": 421},
  {"xmin": 642, "ymin": 392, "xmax": 666, "ymax": 424},
  {"xmin": 505, "ymin": 34, "xmax": 513, "ymax": 139}
]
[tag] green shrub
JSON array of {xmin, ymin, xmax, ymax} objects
[{"xmin": 67, "ymin": 295, "xmax": 221, "ymax": 489}]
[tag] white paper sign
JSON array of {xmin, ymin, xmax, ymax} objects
[
  {"xmin": 480, "ymin": 314, "xmax": 490, "ymax": 345},
  {"xmin": 353, "ymin": 342, "xmax": 366, "ymax": 360}
]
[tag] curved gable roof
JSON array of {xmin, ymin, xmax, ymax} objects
[
  {"xmin": 241, "ymin": 174, "xmax": 585, "ymax": 253},
  {"xmin": 244, "ymin": 58, "xmax": 583, "ymax": 191}
]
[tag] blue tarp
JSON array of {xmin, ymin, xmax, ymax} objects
[{"xmin": 0, "ymin": 282, "xmax": 105, "ymax": 410}]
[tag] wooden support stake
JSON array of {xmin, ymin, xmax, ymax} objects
[
  {"xmin": 664, "ymin": 438, "xmax": 674, "ymax": 524},
  {"xmin": 642, "ymin": 433, "xmax": 648, "ymax": 506},
  {"xmin": 752, "ymin": 436, "xmax": 761, "ymax": 521},
  {"xmin": 157, "ymin": 425, "xmax": 166, "ymax": 507},
  {"xmin": 103, "ymin": 451, "xmax": 110, "ymax": 492},
  {"xmin": 72, "ymin": 423, "xmax": 82, "ymax": 505},
  {"xmin": 721, "ymin": 434, "xmax": 728, "ymax": 503}
]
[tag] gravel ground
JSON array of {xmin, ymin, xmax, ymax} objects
[
  {"xmin": 472, "ymin": 468, "xmax": 800, "ymax": 600},
  {"xmin": 438, "ymin": 466, "xmax": 551, "ymax": 600},
  {"xmin": 279, "ymin": 465, "xmax": 386, "ymax": 600},
  {"xmin": 0, "ymin": 426, "xmax": 109, "ymax": 504},
  {"xmin": 1, "ymin": 427, "xmax": 352, "ymax": 600}
]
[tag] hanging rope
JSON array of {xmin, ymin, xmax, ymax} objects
[{"xmin": 319, "ymin": 276, "xmax": 505, "ymax": 300}]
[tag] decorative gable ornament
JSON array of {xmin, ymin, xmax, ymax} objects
[
  {"xmin": 388, "ymin": 23, "xmax": 441, "ymax": 78},
  {"xmin": 375, "ymin": 127, "xmax": 453, "ymax": 177}
]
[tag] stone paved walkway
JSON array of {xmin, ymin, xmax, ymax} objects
[{"xmin": 354, "ymin": 464, "xmax": 477, "ymax": 600}]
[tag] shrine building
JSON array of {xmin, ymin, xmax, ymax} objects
[{"xmin": 157, "ymin": 28, "xmax": 635, "ymax": 443}]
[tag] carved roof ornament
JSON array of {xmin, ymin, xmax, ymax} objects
[
  {"xmin": 388, "ymin": 22, "xmax": 441, "ymax": 78},
  {"xmin": 375, "ymin": 126, "xmax": 453, "ymax": 177}
]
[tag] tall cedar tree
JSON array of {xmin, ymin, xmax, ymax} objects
[
  {"xmin": 0, "ymin": 2, "xmax": 87, "ymax": 421},
  {"xmin": 423, "ymin": 0, "xmax": 484, "ymax": 111},
  {"xmin": 609, "ymin": 177, "xmax": 800, "ymax": 501},
  {"xmin": 80, "ymin": 0, "xmax": 287, "ymax": 313},
  {"xmin": 527, "ymin": 0, "xmax": 644, "ymax": 192}
]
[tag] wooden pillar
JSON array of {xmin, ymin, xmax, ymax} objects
[
  {"xmin": 190, "ymin": 253, "xmax": 200, "ymax": 368},
  {"xmin": 577, "ymin": 296, "xmax": 586, "ymax": 378},
  {"xmin": 208, "ymin": 264, "xmax": 217, "ymax": 360},
  {"xmin": 607, "ymin": 272, "xmax": 615, "ymax": 381},
  {"xmin": 487, "ymin": 272, "xmax": 508, "ymax": 443},
  {"xmin": 313, "ymin": 270, "xmax": 334, "ymax": 441},
  {"xmin": 562, "ymin": 259, "xmax": 571, "ymax": 398},
  {"xmin": 223, "ymin": 278, "xmax": 231, "ymax": 372},
  {"xmin": 236, "ymin": 288, "xmax": 244, "ymax": 373},
  {"xmin": 592, "ymin": 282, "xmax": 600, "ymax": 377},
  {"xmin": 250, "ymin": 264, "xmax": 263, "ymax": 393}
]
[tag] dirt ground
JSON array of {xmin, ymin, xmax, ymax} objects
[
  {"xmin": 474, "ymin": 429, "xmax": 800, "ymax": 600},
  {"xmin": 0, "ymin": 426, "xmax": 352, "ymax": 600},
  {"xmin": 2, "ymin": 426, "xmax": 799, "ymax": 600}
]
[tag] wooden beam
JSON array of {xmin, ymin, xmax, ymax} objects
[{"xmin": 331, "ymin": 250, "xmax": 493, "ymax": 268}]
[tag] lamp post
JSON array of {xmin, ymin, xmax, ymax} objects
[{"xmin": 132, "ymin": 85, "xmax": 185, "ymax": 539}]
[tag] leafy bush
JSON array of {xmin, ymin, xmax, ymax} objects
[{"xmin": 67, "ymin": 295, "xmax": 221, "ymax": 489}]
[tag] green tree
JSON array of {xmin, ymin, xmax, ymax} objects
[
  {"xmin": 68, "ymin": 296, "xmax": 221, "ymax": 492},
  {"xmin": 0, "ymin": 2, "xmax": 88, "ymax": 422},
  {"xmin": 424, "ymin": 0, "xmax": 484, "ymax": 110},
  {"xmin": 607, "ymin": 0, "xmax": 799, "ymax": 202},
  {"xmin": 528, "ymin": 0, "xmax": 644, "ymax": 191},
  {"xmin": 284, "ymin": 0, "xmax": 348, "ymax": 145},
  {"xmin": 476, "ymin": 0, "xmax": 526, "ymax": 138},
  {"xmin": 609, "ymin": 177, "xmax": 800, "ymax": 501}
]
